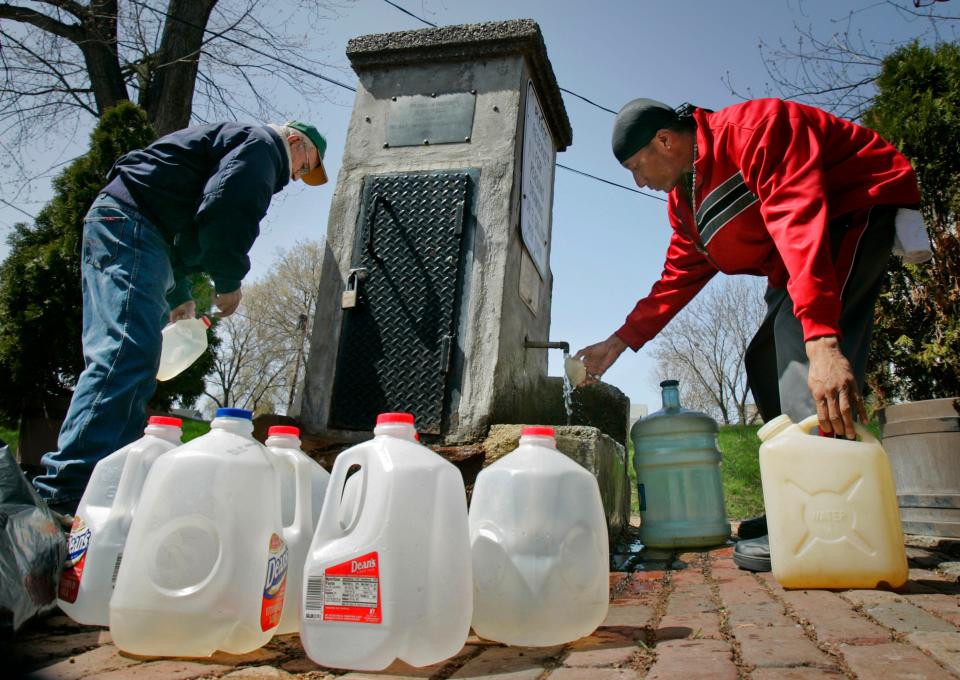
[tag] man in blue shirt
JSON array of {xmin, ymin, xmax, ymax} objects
[{"xmin": 33, "ymin": 121, "xmax": 329, "ymax": 515}]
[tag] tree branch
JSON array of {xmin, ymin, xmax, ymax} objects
[
  {"xmin": 0, "ymin": 3, "xmax": 82, "ymax": 41},
  {"xmin": 36, "ymin": 0, "xmax": 88, "ymax": 19}
]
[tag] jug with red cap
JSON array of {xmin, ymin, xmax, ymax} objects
[
  {"xmin": 300, "ymin": 412, "xmax": 472, "ymax": 670},
  {"xmin": 58, "ymin": 416, "xmax": 184, "ymax": 625},
  {"xmin": 264, "ymin": 425, "xmax": 330, "ymax": 635},
  {"xmin": 469, "ymin": 425, "xmax": 609, "ymax": 646},
  {"xmin": 157, "ymin": 316, "xmax": 211, "ymax": 381}
]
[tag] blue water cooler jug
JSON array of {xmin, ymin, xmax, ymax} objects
[{"xmin": 631, "ymin": 380, "xmax": 730, "ymax": 548}]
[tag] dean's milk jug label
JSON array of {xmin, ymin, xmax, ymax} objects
[
  {"xmin": 260, "ymin": 533, "xmax": 289, "ymax": 631},
  {"xmin": 59, "ymin": 515, "xmax": 92, "ymax": 603},
  {"xmin": 304, "ymin": 551, "xmax": 382, "ymax": 624}
]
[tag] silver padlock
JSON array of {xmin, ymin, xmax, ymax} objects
[
  {"xmin": 341, "ymin": 272, "xmax": 359, "ymax": 309},
  {"xmin": 341, "ymin": 267, "xmax": 368, "ymax": 310}
]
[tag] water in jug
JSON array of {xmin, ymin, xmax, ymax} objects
[
  {"xmin": 58, "ymin": 416, "xmax": 183, "ymax": 625},
  {"xmin": 265, "ymin": 425, "xmax": 330, "ymax": 635},
  {"xmin": 110, "ymin": 408, "xmax": 289, "ymax": 656},
  {"xmin": 469, "ymin": 425, "xmax": 609, "ymax": 646},
  {"xmin": 631, "ymin": 380, "xmax": 730, "ymax": 548},
  {"xmin": 300, "ymin": 412, "xmax": 472, "ymax": 671},
  {"xmin": 759, "ymin": 414, "xmax": 908, "ymax": 589},
  {"xmin": 157, "ymin": 316, "xmax": 211, "ymax": 381}
]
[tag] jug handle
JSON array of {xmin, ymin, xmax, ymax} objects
[
  {"xmin": 106, "ymin": 452, "xmax": 144, "ymax": 524},
  {"xmin": 309, "ymin": 447, "xmax": 371, "ymax": 548},
  {"xmin": 277, "ymin": 448, "xmax": 313, "ymax": 547},
  {"xmin": 797, "ymin": 414, "xmax": 878, "ymax": 443}
]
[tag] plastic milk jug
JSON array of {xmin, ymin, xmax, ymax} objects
[
  {"xmin": 265, "ymin": 425, "xmax": 330, "ymax": 635},
  {"xmin": 110, "ymin": 408, "xmax": 289, "ymax": 656},
  {"xmin": 157, "ymin": 316, "xmax": 210, "ymax": 381},
  {"xmin": 58, "ymin": 416, "xmax": 183, "ymax": 625},
  {"xmin": 300, "ymin": 412, "xmax": 472, "ymax": 671},
  {"xmin": 469, "ymin": 426, "xmax": 609, "ymax": 646},
  {"xmin": 759, "ymin": 414, "xmax": 909, "ymax": 589}
]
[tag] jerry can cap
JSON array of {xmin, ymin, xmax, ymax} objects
[
  {"xmin": 268, "ymin": 425, "xmax": 300, "ymax": 437},
  {"xmin": 148, "ymin": 415, "xmax": 183, "ymax": 428},
  {"xmin": 216, "ymin": 407, "xmax": 252, "ymax": 420},
  {"xmin": 757, "ymin": 414, "xmax": 794, "ymax": 442},
  {"xmin": 522, "ymin": 425, "xmax": 555, "ymax": 437},
  {"xmin": 376, "ymin": 412, "xmax": 414, "ymax": 425}
]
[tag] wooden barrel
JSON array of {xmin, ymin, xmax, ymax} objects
[{"xmin": 878, "ymin": 398, "xmax": 960, "ymax": 537}]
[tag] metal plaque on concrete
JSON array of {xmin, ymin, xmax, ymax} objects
[
  {"xmin": 386, "ymin": 92, "xmax": 476, "ymax": 147},
  {"xmin": 520, "ymin": 80, "xmax": 555, "ymax": 279}
]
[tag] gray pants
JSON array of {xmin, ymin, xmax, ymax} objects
[{"xmin": 745, "ymin": 206, "xmax": 897, "ymax": 423}]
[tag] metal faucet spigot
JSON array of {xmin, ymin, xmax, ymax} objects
[{"xmin": 523, "ymin": 337, "xmax": 570, "ymax": 354}]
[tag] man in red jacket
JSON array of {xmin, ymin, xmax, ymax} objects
[{"xmin": 575, "ymin": 98, "xmax": 921, "ymax": 571}]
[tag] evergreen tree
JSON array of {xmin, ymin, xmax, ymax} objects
[{"xmin": 863, "ymin": 42, "xmax": 960, "ymax": 402}]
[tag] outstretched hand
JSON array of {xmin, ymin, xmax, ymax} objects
[
  {"xmin": 574, "ymin": 334, "xmax": 628, "ymax": 387},
  {"xmin": 214, "ymin": 289, "xmax": 242, "ymax": 318},
  {"xmin": 805, "ymin": 335, "xmax": 868, "ymax": 439}
]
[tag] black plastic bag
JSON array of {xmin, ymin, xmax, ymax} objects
[{"xmin": 0, "ymin": 441, "xmax": 66, "ymax": 634}]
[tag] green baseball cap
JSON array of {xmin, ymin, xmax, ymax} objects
[{"xmin": 287, "ymin": 120, "xmax": 328, "ymax": 186}]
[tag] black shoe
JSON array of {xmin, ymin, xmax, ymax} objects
[
  {"xmin": 736, "ymin": 514, "xmax": 767, "ymax": 540},
  {"xmin": 733, "ymin": 535, "xmax": 771, "ymax": 572}
]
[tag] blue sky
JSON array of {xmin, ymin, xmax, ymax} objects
[{"xmin": 1, "ymin": 0, "xmax": 955, "ymax": 411}]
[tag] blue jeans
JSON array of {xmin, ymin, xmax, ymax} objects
[{"xmin": 33, "ymin": 194, "xmax": 174, "ymax": 506}]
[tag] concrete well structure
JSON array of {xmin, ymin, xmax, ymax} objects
[{"xmin": 298, "ymin": 19, "xmax": 572, "ymax": 444}]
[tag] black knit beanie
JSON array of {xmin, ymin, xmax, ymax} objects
[{"xmin": 611, "ymin": 98, "xmax": 679, "ymax": 163}]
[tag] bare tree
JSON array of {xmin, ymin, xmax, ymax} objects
[
  {"xmin": 202, "ymin": 239, "xmax": 323, "ymax": 415},
  {"xmin": 651, "ymin": 276, "xmax": 766, "ymax": 425},
  {"xmin": 203, "ymin": 297, "xmax": 290, "ymax": 414},
  {"xmin": 0, "ymin": 0, "xmax": 347, "ymax": 190},
  {"xmin": 724, "ymin": 0, "xmax": 960, "ymax": 119}
]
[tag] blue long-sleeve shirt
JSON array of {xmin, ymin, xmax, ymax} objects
[{"xmin": 103, "ymin": 123, "xmax": 290, "ymax": 307}]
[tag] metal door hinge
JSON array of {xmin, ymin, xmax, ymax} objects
[{"xmin": 440, "ymin": 334, "xmax": 453, "ymax": 374}]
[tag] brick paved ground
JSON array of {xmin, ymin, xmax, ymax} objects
[{"xmin": 7, "ymin": 532, "xmax": 960, "ymax": 680}]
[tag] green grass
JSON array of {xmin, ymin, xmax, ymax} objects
[
  {"xmin": 0, "ymin": 417, "xmax": 210, "ymax": 455},
  {"xmin": 627, "ymin": 424, "xmax": 765, "ymax": 521},
  {"xmin": 180, "ymin": 418, "xmax": 210, "ymax": 442},
  {"xmin": 718, "ymin": 424, "xmax": 765, "ymax": 520},
  {"xmin": 0, "ymin": 422, "xmax": 17, "ymax": 451}
]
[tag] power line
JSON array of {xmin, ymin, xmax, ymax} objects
[
  {"xmin": 382, "ymin": 0, "xmax": 438, "ymax": 27},
  {"xmin": 558, "ymin": 87, "xmax": 617, "ymax": 115},
  {"xmin": 377, "ymin": 0, "xmax": 652, "ymax": 201},
  {"xmin": 380, "ymin": 0, "xmax": 618, "ymax": 116},
  {"xmin": 0, "ymin": 197, "xmax": 36, "ymax": 220},
  {"xmin": 557, "ymin": 164, "xmax": 666, "ymax": 201},
  {"xmin": 136, "ymin": 0, "xmax": 649, "ymax": 200}
]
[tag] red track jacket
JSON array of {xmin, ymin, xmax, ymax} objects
[{"xmin": 615, "ymin": 98, "xmax": 920, "ymax": 350}]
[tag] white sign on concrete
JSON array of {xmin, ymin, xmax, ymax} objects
[{"xmin": 520, "ymin": 80, "xmax": 556, "ymax": 280}]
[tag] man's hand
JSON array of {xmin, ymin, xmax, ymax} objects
[
  {"xmin": 805, "ymin": 335, "xmax": 868, "ymax": 439},
  {"xmin": 169, "ymin": 300, "xmax": 196, "ymax": 323},
  {"xmin": 574, "ymin": 334, "xmax": 628, "ymax": 386},
  {"xmin": 214, "ymin": 289, "xmax": 242, "ymax": 318}
]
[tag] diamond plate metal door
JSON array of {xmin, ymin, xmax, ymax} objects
[{"xmin": 329, "ymin": 172, "xmax": 470, "ymax": 433}]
